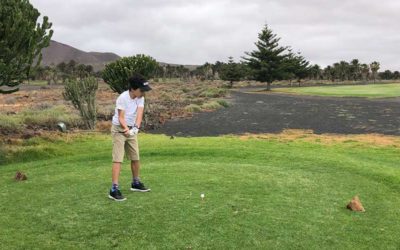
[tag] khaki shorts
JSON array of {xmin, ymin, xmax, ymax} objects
[{"xmin": 111, "ymin": 125, "xmax": 139, "ymax": 162}]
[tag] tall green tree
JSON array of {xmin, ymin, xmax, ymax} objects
[
  {"xmin": 282, "ymin": 49, "xmax": 310, "ymax": 85},
  {"xmin": 370, "ymin": 61, "xmax": 380, "ymax": 83},
  {"xmin": 212, "ymin": 61, "xmax": 225, "ymax": 79},
  {"xmin": 332, "ymin": 61, "xmax": 350, "ymax": 82},
  {"xmin": 309, "ymin": 64, "xmax": 322, "ymax": 81},
  {"xmin": 393, "ymin": 71, "xmax": 400, "ymax": 80},
  {"xmin": 360, "ymin": 64, "xmax": 370, "ymax": 82},
  {"xmin": 294, "ymin": 54, "xmax": 310, "ymax": 83},
  {"xmin": 323, "ymin": 66, "xmax": 335, "ymax": 82},
  {"xmin": 194, "ymin": 63, "xmax": 213, "ymax": 81},
  {"xmin": 243, "ymin": 24, "xmax": 288, "ymax": 91},
  {"xmin": 220, "ymin": 57, "xmax": 243, "ymax": 88},
  {"xmin": 0, "ymin": 0, "xmax": 53, "ymax": 94},
  {"xmin": 379, "ymin": 70, "xmax": 393, "ymax": 80},
  {"xmin": 350, "ymin": 59, "xmax": 361, "ymax": 81}
]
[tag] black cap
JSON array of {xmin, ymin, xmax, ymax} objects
[
  {"xmin": 139, "ymin": 81, "xmax": 152, "ymax": 92},
  {"xmin": 128, "ymin": 74, "xmax": 152, "ymax": 92}
]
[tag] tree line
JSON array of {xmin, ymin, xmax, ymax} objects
[
  {"xmin": 30, "ymin": 60, "xmax": 96, "ymax": 85},
  {"xmin": 1, "ymin": 0, "xmax": 399, "ymax": 94}
]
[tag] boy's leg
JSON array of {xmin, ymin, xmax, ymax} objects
[
  {"xmin": 125, "ymin": 136, "xmax": 150, "ymax": 192},
  {"xmin": 112, "ymin": 162, "xmax": 122, "ymax": 184},
  {"xmin": 130, "ymin": 160, "xmax": 150, "ymax": 192},
  {"xmin": 125, "ymin": 135, "xmax": 140, "ymax": 181},
  {"xmin": 109, "ymin": 125, "xmax": 127, "ymax": 201},
  {"xmin": 131, "ymin": 160, "xmax": 140, "ymax": 179}
]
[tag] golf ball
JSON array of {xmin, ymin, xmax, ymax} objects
[{"xmin": 200, "ymin": 193, "xmax": 205, "ymax": 199}]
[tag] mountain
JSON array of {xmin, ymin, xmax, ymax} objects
[
  {"xmin": 40, "ymin": 40, "xmax": 120, "ymax": 71},
  {"xmin": 40, "ymin": 40, "xmax": 201, "ymax": 71}
]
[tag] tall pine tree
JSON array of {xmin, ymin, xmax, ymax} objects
[
  {"xmin": 220, "ymin": 57, "xmax": 243, "ymax": 88},
  {"xmin": 243, "ymin": 24, "xmax": 288, "ymax": 91},
  {"xmin": 0, "ymin": 0, "xmax": 53, "ymax": 94},
  {"xmin": 280, "ymin": 48, "xmax": 310, "ymax": 85}
]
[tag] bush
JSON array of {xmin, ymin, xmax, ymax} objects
[
  {"xmin": 216, "ymin": 99, "xmax": 229, "ymax": 108},
  {"xmin": 200, "ymin": 88, "xmax": 227, "ymax": 98},
  {"xmin": 201, "ymin": 101, "xmax": 222, "ymax": 110},
  {"xmin": 184, "ymin": 104, "xmax": 202, "ymax": 112}
]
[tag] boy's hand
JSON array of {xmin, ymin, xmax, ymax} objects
[
  {"xmin": 123, "ymin": 128, "xmax": 130, "ymax": 136},
  {"xmin": 129, "ymin": 127, "xmax": 139, "ymax": 135}
]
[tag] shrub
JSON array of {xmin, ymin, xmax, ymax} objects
[
  {"xmin": 0, "ymin": 114, "xmax": 23, "ymax": 134},
  {"xmin": 216, "ymin": 99, "xmax": 229, "ymax": 108},
  {"xmin": 201, "ymin": 101, "xmax": 222, "ymax": 110},
  {"xmin": 184, "ymin": 104, "xmax": 202, "ymax": 112},
  {"xmin": 200, "ymin": 88, "xmax": 227, "ymax": 98}
]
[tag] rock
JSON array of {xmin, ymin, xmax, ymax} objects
[
  {"xmin": 346, "ymin": 195, "xmax": 365, "ymax": 212},
  {"xmin": 15, "ymin": 171, "xmax": 27, "ymax": 181}
]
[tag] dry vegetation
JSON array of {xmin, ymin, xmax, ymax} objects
[
  {"xmin": 0, "ymin": 79, "xmax": 237, "ymax": 137},
  {"xmin": 239, "ymin": 129, "xmax": 400, "ymax": 148}
]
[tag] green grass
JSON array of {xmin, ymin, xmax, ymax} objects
[
  {"xmin": 274, "ymin": 83, "xmax": 400, "ymax": 98},
  {"xmin": 1, "ymin": 134, "xmax": 400, "ymax": 249}
]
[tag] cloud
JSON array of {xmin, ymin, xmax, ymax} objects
[{"xmin": 31, "ymin": 0, "xmax": 400, "ymax": 70}]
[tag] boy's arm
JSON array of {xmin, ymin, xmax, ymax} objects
[
  {"xmin": 118, "ymin": 109, "xmax": 130, "ymax": 135},
  {"xmin": 135, "ymin": 107, "xmax": 144, "ymax": 128}
]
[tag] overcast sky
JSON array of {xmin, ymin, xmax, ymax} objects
[{"xmin": 31, "ymin": 0, "xmax": 400, "ymax": 70}]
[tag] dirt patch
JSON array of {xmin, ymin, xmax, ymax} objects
[{"xmin": 152, "ymin": 90, "xmax": 400, "ymax": 136}]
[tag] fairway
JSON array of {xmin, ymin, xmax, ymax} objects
[
  {"xmin": 1, "ymin": 133, "xmax": 400, "ymax": 249},
  {"xmin": 274, "ymin": 83, "xmax": 400, "ymax": 98}
]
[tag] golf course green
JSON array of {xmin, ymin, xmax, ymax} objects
[
  {"xmin": 274, "ymin": 83, "xmax": 400, "ymax": 98},
  {"xmin": 1, "ymin": 133, "xmax": 400, "ymax": 249}
]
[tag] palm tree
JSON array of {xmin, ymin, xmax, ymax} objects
[
  {"xmin": 323, "ymin": 66, "xmax": 334, "ymax": 82},
  {"xmin": 360, "ymin": 64, "xmax": 370, "ymax": 82},
  {"xmin": 370, "ymin": 61, "xmax": 380, "ymax": 83},
  {"xmin": 309, "ymin": 64, "xmax": 322, "ymax": 81},
  {"xmin": 339, "ymin": 61, "xmax": 350, "ymax": 81},
  {"xmin": 350, "ymin": 59, "xmax": 361, "ymax": 81},
  {"xmin": 393, "ymin": 71, "xmax": 400, "ymax": 80}
]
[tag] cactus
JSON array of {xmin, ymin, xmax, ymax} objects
[
  {"xmin": 63, "ymin": 77, "xmax": 98, "ymax": 130},
  {"xmin": 102, "ymin": 54, "xmax": 158, "ymax": 94}
]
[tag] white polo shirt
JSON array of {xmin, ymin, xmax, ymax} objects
[{"xmin": 112, "ymin": 91, "xmax": 145, "ymax": 126}]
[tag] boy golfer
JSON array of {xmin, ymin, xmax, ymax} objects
[{"xmin": 108, "ymin": 74, "xmax": 151, "ymax": 201}]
